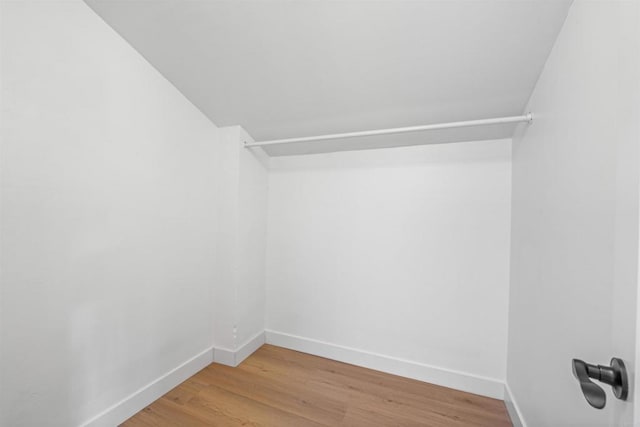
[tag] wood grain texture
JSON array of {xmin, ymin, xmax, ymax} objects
[{"xmin": 121, "ymin": 345, "xmax": 512, "ymax": 426}]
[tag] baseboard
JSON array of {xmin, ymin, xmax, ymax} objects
[
  {"xmin": 213, "ymin": 346, "xmax": 237, "ymax": 366},
  {"xmin": 235, "ymin": 331, "xmax": 266, "ymax": 364},
  {"xmin": 79, "ymin": 332, "xmax": 505, "ymax": 426},
  {"xmin": 81, "ymin": 346, "xmax": 215, "ymax": 427},
  {"xmin": 504, "ymin": 382, "xmax": 527, "ymax": 427},
  {"xmin": 265, "ymin": 330, "xmax": 504, "ymax": 399},
  {"xmin": 214, "ymin": 330, "xmax": 266, "ymax": 367}
]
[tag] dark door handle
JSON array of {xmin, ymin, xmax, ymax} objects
[{"xmin": 572, "ymin": 358, "xmax": 628, "ymax": 409}]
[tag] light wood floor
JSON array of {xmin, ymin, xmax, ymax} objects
[{"xmin": 122, "ymin": 345, "xmax": 512, "ymax": 426}]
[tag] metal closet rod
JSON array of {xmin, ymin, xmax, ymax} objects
[{"xmin": 244, "ymin": 113, "xmax": 533, "ymax": 148}]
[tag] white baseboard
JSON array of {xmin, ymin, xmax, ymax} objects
[
  {"xmin": 214, "ymin": 330, "xmax": 266, "ymax": 367},
  {"xmin": 81, "ymin": 332, "xmax": 266, "ymax": 427},
  {"xmin": 80, "ymin": 331, "xmax": 506, "ymax": 427},
  {"xmin": 213, "ymin": 346, "xmax": 237, "ymax": 366},
  {"xmin": 265, "ymin": 330, "xmax": 504, "ymax": 399},
  {"xmin": 235, "ymin": 331, "xmax": 266, "ymax": 364},
  {"xmin": 81, "ymin": 346, "xmax": 214, "ymax": 427},
  {"xmin": 504, "ymin": 382, "xmax": 527, "ymax": 427}
]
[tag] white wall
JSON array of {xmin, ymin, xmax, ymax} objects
[
  {"xmin": 266, "ymin": 139, "xmax": 512, "ymax": 396},
  {"xmin": 0, "ymin": 2, "xmax": 222, "ymax": 426},
  {"xmin": 214, "ymin": 126, "xmax": 268, "ymax": 355},
  {"xmin": 507, "ymin": 1, "xmax": 640, "ymax": 426},
  {"xmin": 236, "ymin": 129, "xmax": 268, "ymax": 348}
]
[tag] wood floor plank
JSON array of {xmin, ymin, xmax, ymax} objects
[
  {"xmin": 195, "ymin": 364, "xmax": 346, "ymax": 424},
  {"xmin": 122, "ymin": 345, "xmax": 512, "ymax": 426},
  {"xmin": 243, "ymin": 347, "xmax": 507, "ymax": 424},
  {"xmin": 192, "ymin": 384, "xmax": 326, "ymax": 427}
]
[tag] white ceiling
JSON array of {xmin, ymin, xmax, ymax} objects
[{"xmin": 85, "ymin": 0, "xmax": 571, "ymax": 156}]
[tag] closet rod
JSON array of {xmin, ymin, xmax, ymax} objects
[{"xmin": 245, "ymin": 113, "xmax": 533, "ymax": 147}]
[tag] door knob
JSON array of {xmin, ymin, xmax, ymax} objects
[{"xmin": 572, "ymin": 358, "xmax": 628, "ymax": 409}]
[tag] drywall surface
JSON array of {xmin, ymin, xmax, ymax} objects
[
  {"xmin": 214, "ymin": 127, "xmax": 268, "ymax": 354},
  {"xmin": 1, "ymin": 1, "xmax": 220, "ymax": 425},
  {"xmin": 507, "ymin": 1, "xmax": 640, "ymax": 426},
  {"xmin": 236, "ymin": 129, "xmax": 268, "ymax": 348},
  {"xmin": 266, "ymin": 140, "xmax": 512, "ymax": 389}
]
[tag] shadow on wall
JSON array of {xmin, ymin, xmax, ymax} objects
[{"xmin": 267, "ymin": 138, "xmax": 513, "ymax": 171}]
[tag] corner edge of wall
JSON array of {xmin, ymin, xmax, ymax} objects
[
  {"xmin": 214, "ymin": 330, "xmax": 266, "ymax": 367},
  {"xmin": 504, "ymin": 382, "xmax": 527, "ymax": 427}
]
